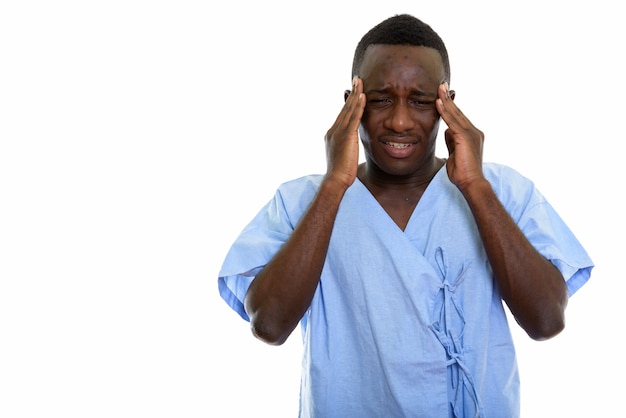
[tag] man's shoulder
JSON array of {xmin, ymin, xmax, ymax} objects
[
  {"xmin": 274, "ymin": 174, "xmax": 324, "ymax": 208},
  {"xmin": 279, "ymin": 174, "xmax": 324, "ymax": 190},
  {"xmin": 482, "ymin": 162, "xmax": 532, "ymax": 185}
]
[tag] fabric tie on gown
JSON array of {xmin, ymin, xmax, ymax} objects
[{"xmin": 429, "ymin": 247, "xmax": 483, "ymax": 418}]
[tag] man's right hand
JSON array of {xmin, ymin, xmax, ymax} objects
[{"xmin": 324, "ymin": 76, "xmax": 366, "ymax": 190}]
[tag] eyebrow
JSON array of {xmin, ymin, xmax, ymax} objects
[{"xmin": 366, "ymin": 87, "xmax": 435, "ymax": 97}]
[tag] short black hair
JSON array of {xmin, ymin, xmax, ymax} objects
[{"xmin": 351, "ymin": 14, "xmax": 450, "ymax": 83}]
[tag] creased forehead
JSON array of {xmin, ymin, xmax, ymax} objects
[{"xmin": 359, "ymin": 45, "xmax": 446, "ymax": 85}]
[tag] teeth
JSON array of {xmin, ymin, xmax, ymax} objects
[{"xmin": 386, "ymin": 142, "xmax": 410, "ymax": 148}]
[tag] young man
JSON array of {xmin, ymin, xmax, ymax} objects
[{"xmin": 218, "ymin": 14, "xmax": 593, "ymax": 417}]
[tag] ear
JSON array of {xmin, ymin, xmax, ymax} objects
[{"xmin": 344, "ymin": 90, "xmax": 351, "ymax": 102}]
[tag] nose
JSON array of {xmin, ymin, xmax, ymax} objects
[{"xmin": 385, "ymin": 100, "xmax": 415, "ymax": 133}]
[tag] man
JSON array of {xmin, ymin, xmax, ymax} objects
[{"xmin": 218, "ymin": 14, "xmax": 593, "ymax": 417}]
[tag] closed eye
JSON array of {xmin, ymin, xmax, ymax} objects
[
  {"xmin": 367, "ymin": 97, "xmax": 393, "ymax": 108},
  {"xmin": 409, "ymin": 98, "xmax": 436, "ymax": 109}
]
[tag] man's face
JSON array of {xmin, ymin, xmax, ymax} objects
[{"xmin": 357, "ymin": 44, "xmax": 446, "ymax": 176}]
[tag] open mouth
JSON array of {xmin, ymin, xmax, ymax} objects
[{"xmin": 384, "ymin": 141, "xmax": 412, "ymax": 149}]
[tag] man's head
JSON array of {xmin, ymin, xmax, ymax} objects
[
  {"xmin": 351, "ymin": 14, "xmax": 450, "ymax": 84},
  {"xmin": 348, "ymin": 15, "xmax": 453, "ymax": 178}
]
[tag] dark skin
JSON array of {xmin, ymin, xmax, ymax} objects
[{"xmin": 244, "ymin": 44, "xmax": 569, "ymax": 346}]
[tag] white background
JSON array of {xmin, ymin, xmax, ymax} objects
[{"xmin": 1, "ymin": 1, "xmax": 623, "ymax": 416}]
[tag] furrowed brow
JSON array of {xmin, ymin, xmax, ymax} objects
[{"xmin": 367, "ymin": 87, "xmax": 434, "ymax": 97}]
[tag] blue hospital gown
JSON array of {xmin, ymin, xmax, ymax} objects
[{"xmin": 218, "ymin": 163, "xmax": 593, "ymax": 418}]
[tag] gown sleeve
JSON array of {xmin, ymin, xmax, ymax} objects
[
  {"xmin": 217, "ymin": 175, "xmax": 321, "ymax": 320},
  {"xmin": 487, "ymin": 164, "xmax": 594, "ymax": 296}
]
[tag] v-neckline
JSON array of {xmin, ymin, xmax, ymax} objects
[{"xmin": 353, "ymin": 164, "xmax": 447, "ymax": 232}]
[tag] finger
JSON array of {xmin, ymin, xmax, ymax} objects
[
  {"xmin": 444, "ymin": 128, "xmax": 455, "ymax": 155},
  {"xmin": 436, "ymin": 82, "xmax": 472, "ymax": 134},
  {"xmin": 345, "ymin": 77, "xmax": 365, "ymax": 131},
  {"xmin": 327, "ymin": 77, "xmax": 364, "ymax": 137},
  {"xmin": 436, "ymin": 83, "xmax": 458, "ymax": 127}
]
